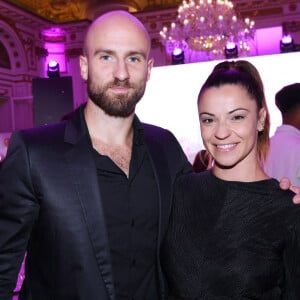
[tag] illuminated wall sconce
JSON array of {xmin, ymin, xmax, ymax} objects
[
  {"xmin": 224, "ymin": 42, "xmax": 238, "ymax": 59},
  {"xmin": 47, "ymin": 60, "xmax": 60, "ymax": 78},
  {"xmin": 171, "ymin": 48, "xmax": 185, "ymax": 65},
  {"xmin": 280, "ymin": 34, "xmax": 295, "ymax": 53}
]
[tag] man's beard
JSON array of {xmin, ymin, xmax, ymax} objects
[{"xmin": 87, "ymin": 78, "xmax": 146, "ymax": 117}]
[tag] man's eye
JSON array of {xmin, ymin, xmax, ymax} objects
[
  {"xmin": 100, "ymin": 55, "xmax": 111, "ymax": 61},
  {"xmin": 128, "ymin": 56, "xmax": 140, "ymax": 63}
]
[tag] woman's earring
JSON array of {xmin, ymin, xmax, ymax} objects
[{"xmin": 258, "ymin": 123, "xmax": 264, "ymax": 132}]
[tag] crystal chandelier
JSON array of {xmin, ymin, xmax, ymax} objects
[{"xmin": 159, "ymin": 0, "xmax": 255, "ymax": 60}]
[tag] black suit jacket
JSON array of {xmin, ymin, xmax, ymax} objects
[{"xmin": 0, "ymin": 104, "xmax": 191, "ymax": 300}]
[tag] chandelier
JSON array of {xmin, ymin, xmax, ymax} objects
[{"xmin": 159, "ymin": 0, "xmax": 255, "ymax": 60}]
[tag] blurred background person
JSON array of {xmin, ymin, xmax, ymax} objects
[{"xmin": 264, "ymin": 83, "xmax": 300, "ymax": 186}]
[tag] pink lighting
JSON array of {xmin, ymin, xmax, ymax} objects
[
  {"xmin": 173, "ymin": 48, "xmax": 183, "ymax": 56},
  {"xmin": 281, "ymin": 34, "xmax": 293, "ymax": 44},
  {"xmin": 172, "ymin": 48, "xmax": 185, "ymax": 65},
  {"xmin": 42, "ymin": 27, "xmax": 66, "ymax": 43},
  {"xmin": 253, "ymin": 26, "xmax": 282, "ymax": 56},
  {"xmin": 48, "ymin": 59, "xmax": 58, "ymax": 68},
  {"xmin": 225, "ymin": 42, "xmax": 236, "ymax": 50},
  {"xmin": 224, "ymin": 41, "xmax": 238, "ymax": 59},
  {"xmin": 280, "ymin": 34, "xmax": 295, "ymax": 53},
  {"xmin": 42, "ymin": 27, "xmax": 66, "ymax": 77},
  {"xmin": 47, "ymin": 59, "xmax": 60, "ymax": 78}
]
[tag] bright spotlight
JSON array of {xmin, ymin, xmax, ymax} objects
[
  {"xmin": 47, "ymin": 60, "xmax": 60, "ymax": 78},
  {"xmin": 224, "ymin": 42, "xmax": 238, "ymax": 59},
  {"xmin": 171, "ymin": 48, "xmax": 185, "ymax": 65},
  {"xmin": 280, "ymin": 34, "xmax": 295, "ymax": 53}
]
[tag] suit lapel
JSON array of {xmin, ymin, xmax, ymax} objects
[{"xmin": 64, "ymin": 107, "xmax": 115, "ymax": 300}]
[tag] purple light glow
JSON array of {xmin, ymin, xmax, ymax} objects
[
  {"xmin": 44, "ymin": 42, "xmax": 66, "ymax": 77},
  {"xmin": 281, "ymin": 35, "xmax": 293, "ymax": 44},
  {"xmin": 225, "ymin": 42, "xmax": 236, "ymax": 50},
  {"xmin": 48, "ymin": 59, "xmax": 58, "ymax": 68},
  {"xmin": 173, "ymin": 48, "xmax": 183, "ymax": 55}
]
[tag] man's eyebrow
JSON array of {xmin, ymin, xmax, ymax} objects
[
  {"xmin": 93, "ymin": 49, "xmax": 147, "ymax": 59},
  {"xmin": 93, "ymin": 48, "xmax": 114, "ymax": 56},
  {"xmin": 127, "ymin": 51, "xmax": 147, "ymax": 58}
]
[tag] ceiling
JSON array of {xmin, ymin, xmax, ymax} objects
[
  {"xmin": 2, "ymin": 0, "xmax": 183, "ymax": 23},
  {"xmin": 3, "ymin": 0, "xmax": 300, "ymax": 28}
]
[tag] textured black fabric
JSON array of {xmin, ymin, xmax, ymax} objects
[{"xmin": 162, "ymin": 170, "xmax": 300, "ymax": 299}]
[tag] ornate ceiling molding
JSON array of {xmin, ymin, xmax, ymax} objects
[{"xmin": 2, "ymin": 0, "xmax": 300, "ymax": 27}]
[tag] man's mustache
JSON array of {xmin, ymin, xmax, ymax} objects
[{"xmin": 109, "ymin": 79, "xmax": 131, "ymax": 88}]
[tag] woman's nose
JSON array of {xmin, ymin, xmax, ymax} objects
[{"xmin": 214, "ymin": 120, "xmax": 231, "ymax": 139}]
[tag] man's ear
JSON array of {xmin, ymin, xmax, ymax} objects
[
  {"xmin": 146, "ymin": 58, "xmax": 154, "ymax": 81},
  {"xmin": 79, "ymin": 55, "xmax": 88, "ymax": 81}
]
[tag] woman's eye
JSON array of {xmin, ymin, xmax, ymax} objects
[
  {"xmin": 201, "ymin": 118, "xmax": 213, "ymax": 124},
  {"xmin": 232, "ymin": 115, "xmax": 245, "ymax": 121}
]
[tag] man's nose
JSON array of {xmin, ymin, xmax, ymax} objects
[{"xmin": 113, "ymin": 60, "xmax": 129, "ymax": 81}]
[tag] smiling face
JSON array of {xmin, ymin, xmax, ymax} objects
[
  {"xmin": 198, "ymin": 84, "xmax": 266, "ymax": 178},
  {"xmin": 80, "ymin": 11, "xmax": 153, "ymax": 117}
]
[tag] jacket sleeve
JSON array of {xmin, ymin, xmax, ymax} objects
[{"xmin": 0, "ymin": 131, "xmax": 39, "ymax": 299}]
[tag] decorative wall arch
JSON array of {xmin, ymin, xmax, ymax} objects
[
  {"xmin": 0, "ymin": 20, "xmax": 28, "ymax": 74},
  {"xmin": 0, "ymin": 20, "xmax": 33, "ymax": 132},
  {"xmin": 0, "ymin": 42, "xmax": 11, "ymax": 69}
]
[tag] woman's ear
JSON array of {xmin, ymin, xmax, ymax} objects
[{"xmin": 257, "ymin": 108, "xmax": 266, "ymax": 132}]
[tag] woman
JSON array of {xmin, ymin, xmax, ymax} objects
[{"xmin": 162, "ymin": 60, "xmax": 300, "ymax": 299}]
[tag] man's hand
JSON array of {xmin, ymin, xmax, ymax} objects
[{"xmin": 279, "ymin": 177, "xmax": 300, "ymax": 204}]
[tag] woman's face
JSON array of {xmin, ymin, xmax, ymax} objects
[{"xmin": 198, "ymin": 84, "xmax": 265, "ymax": 172}]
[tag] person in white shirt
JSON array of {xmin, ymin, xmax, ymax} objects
[{"xmin": 265, "ymin": 83, "xmax": 300, "ymax": 186}]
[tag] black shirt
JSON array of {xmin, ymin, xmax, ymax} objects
[{"xmin": 93, "ymin": 120, "xmax": 159, "ymax": 300}]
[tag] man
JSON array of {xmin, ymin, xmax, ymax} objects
[
  {"xmin": 265, "ymin": 83, "xmax": 300, "ymax": 186},
  {"xmin": 0, "ymin": 10, "xmax": 299, "ymax": 300},
  {"xmin": 0, "ymin": 11, "xmax": 191, "ymax": 300}
]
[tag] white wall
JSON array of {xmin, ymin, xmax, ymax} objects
[{"xmin": 136, "ymin": 52, "xmax": 300, "ymax": 162}]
